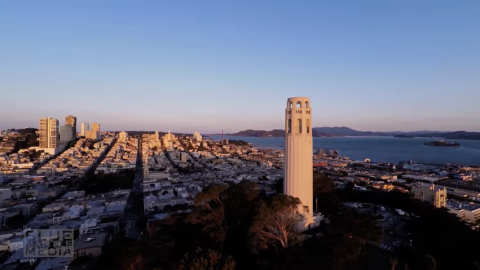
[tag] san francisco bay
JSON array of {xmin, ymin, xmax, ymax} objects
[{"xmin": 210, "ymin": 135, "xmax": 480, "ymax": 165}]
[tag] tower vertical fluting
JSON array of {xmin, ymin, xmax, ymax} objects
[{"xmin": 284, "ymin": 97, "xmax": 313, "ymax": 224}]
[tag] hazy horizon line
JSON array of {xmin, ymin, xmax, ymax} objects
[{"xmin": 2, "ymin": 126, "xmax": 479, "ymax": 134}]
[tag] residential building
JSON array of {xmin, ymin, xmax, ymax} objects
[
  {"xmin": 65, "ymin": 115, "xmax": 77, "ymax": 138},
  {"xmin": 39, "ymin": 118, "xmax": 59, "ymax": 148},
  {"xmin": 0, "ymin": 188, "xmax": 12, "ymax": 203},
  {"xmin": 85, "ymin": 130, "xmax": 99, "ymax": 140},
  {"xmin": 80, "ymin": 122, "xmax": 90, "ymax": 137},
  {"xmin": 119, "ymin": 131, "xmax": 128, "ymax": 142},
  {"xmin": 164, "ymin": 130, "xmax": 175, "ymax": 142},
  {"xmin": 72, "ymin": 232, "xmax": 110, "ymax": 261},
  {"xmin": 412, "ymin": 184, "xmax": 447, "ymax": 208},
  {"xmin": 193, "ymin": 132, "xmax": 202, "ymax": 142},
  {"xmin": 447, "ymin": 200, "xmax": 480, "ymax": 223}
]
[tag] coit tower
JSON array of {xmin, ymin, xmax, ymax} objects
[{"xmin": 284, "ymin": 97, "xmax": 313, "ymax": 223}]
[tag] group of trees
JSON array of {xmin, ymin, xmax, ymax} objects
[
  {"xmin": 227, "ymin": 140, "xmax": 249, "ymax": 146},
  {"xmin": 186, "ymin": 182, "xmax": 308, "ymax": 255},
  {"xmin": 94, "ymin": 173, "xmax": 384, "ymax": 270},
  {"xmin": 13, "ymin": 133, "xmax": 39, "ymax": 152},
  {"xmin": 81, "ymin": 170, "xmax": 135, "ymax": 194},
  {"xmin": 20, "ymin": 149, "xmax": 44, "ymax": 162},
  {"xmin": 5, "ymin": 214, "xmax": 26, "ymax": 229}
]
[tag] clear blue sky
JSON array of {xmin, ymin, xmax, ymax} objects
[{"xmin": 1, "ymin": 0, "xmax": 479, "ymax": 133}]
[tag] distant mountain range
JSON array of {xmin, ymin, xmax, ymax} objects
[
  {"xmin": 311, "ymin": 127, "xmax": 480, "ymax": 140},
  {"xmin": 228, "ymin": 127, "xmax": 480, "ymax": 140},
  {"xmin": 228, "ymin": 129, "xmax": 341, "ymax": 138}
]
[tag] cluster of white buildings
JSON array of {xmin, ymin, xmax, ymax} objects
[
  {"xmin": 0, "ymin": 188, "xmax": 129, "ymax": 266},
  {"xmin": 0, "ymin": 129, "xmax": 18, "ymax": 137},
  {"xmin": 37, "ymin": 136, "xmax": 116, "ymax": 177},
  {"xmin": 0, "ymin": 151, "xmax": 51, "ymax": 175},
  {"xmin": 81, "ymin": 122, "xmax": 101, "ymax": 140},
  {"xmin": 95, "ymin": 134, "xmax": 138, "ymax": 174},
  {"xmin": 0, "ymin": 130, "xmax": 133, "ymax": 268},
  {"xmin": 140, "ymin": 132, "xmax": 285, "ymax": 216}
]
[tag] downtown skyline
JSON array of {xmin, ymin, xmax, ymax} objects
[{"xmin": 1, "ymin": 1, "xmax": 479, "ymax": 132}]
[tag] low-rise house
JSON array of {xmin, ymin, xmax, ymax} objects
[{"xmin": 72, "ymin": 232, "xmax": 110, "ymax": 260}]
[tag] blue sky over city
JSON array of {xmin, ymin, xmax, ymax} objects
[{"xmin": 1, "ymin": 0, "xmax": 479, "ymax": 133}]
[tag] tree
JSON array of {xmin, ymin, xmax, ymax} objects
[
  {"xmin": 126, "ymin": 255, "xmax": 145, "ymax": 270},
  {"xmin": 179, "ymin": 248, "xmax": 236, "ymax": 270},
  {"xmin": 330, "ymin": 208, "xmax": 382, "ymax": 243},
  {"xmin": 93, "ymin": 238, "xmax": 144, "ymax": 270},
  {"xmin": 313, "ymin": 172, "xmax": 339, "ymax": 216},
  {"xmin": 391, "ymin": 257, "xmax": 398, "ymax": 270},
  {"xmin": 6, "ymin": 214, "xmax": 26, "ymax": 229},
  {"xmin": 420, "ymin": 254, "xmax": 437, "ymax": 270},
  {"xmin": 273, "ymin": 178, "xmax": 284, "ymax": 194},
  {"xmin": 249, "ymin": 194, "xmax": 303, "ymax": 251},
  {"xmin": 187, "ymin": 184, "xmax": 229, "ymax": 243},
  {"xmin": 328, "ymin": 236, "xmax": 366, "ymax": 270},
  {"xmin": 313, "ymin": 171, "xmax": 335, "ymax": 194},
  {"xmin": 344, "ymin": 182, "xmax": 355, "ymax": 191}
]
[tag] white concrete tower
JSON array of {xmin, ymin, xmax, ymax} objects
[{"xmin": 284, "ymin": 97, "xmax": 313, "ymax": 227}]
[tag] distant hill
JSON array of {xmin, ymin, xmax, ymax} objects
[
  {"xmin": 229, "ymin": 129, "xmax": 340, "ymax": 138},
  {"xmin": 416, "ymin": 131, "xmax": 480, "ymax": 140},
  {"xmin": 15, "ymin": 128, "xmax": 38, "ymax": 135},
  {"xmin": 312, "ymin": 126, "xmax": 396, "ymax": 136},
  {"xmin": 312, "ymin": 127, "xmax": 480, "ymax": 140}
]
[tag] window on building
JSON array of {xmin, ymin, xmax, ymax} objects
[{"xmin": 298, "ymin": 119, "xmax": 302, "ymax": 133}]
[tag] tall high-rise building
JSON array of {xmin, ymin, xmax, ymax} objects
[
  {"xmin": 65, "ymin": 115, "xmax": 77, "ymax": 138},
  {"xmin": 91, "ymin": 122, "xmax": 100, "ymax": 133},
  {"xmin": 284, "ymin": 97, "xmax": 313, "ymax": 228},
  {"xmin": 59, "ymin": 126, "xmax": 74, "ymax": 144},
  {"xmin": 39, "ymin": 118, "xmax": 59, "ymax": 148},
  {"xmin": 80, "ymin": 122, "xmax": 90, "ymax": 137}
]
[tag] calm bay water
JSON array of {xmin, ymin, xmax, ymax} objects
[{"xmin": 210, "ymin": 135, "xmax": 480, "ymax": 166}]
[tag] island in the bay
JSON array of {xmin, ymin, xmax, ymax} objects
[{"xmin": 424, "ymin": 140, "xmax": 460, "ymax": 147}]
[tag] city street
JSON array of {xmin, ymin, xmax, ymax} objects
[{"xmin": 123, "ymin": 137, "xmax": 145, "ymax": 240}]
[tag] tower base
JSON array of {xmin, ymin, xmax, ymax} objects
[{"xmin": 295, "ymin": 212, "xmax": 323, "ymax": 232}]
